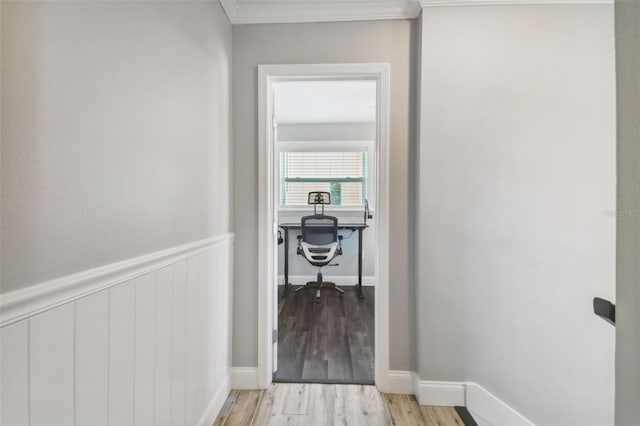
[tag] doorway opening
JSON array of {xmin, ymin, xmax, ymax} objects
[
  {"xmin": 257, "ymin": 64, "xmax": 390, "ymax": 389},
  {"xmin": 273, "ymin": 79, "xmax": 377, "ymax": 384}
]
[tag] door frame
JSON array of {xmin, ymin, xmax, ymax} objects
[{"xmin": 257, "ymin": 63, "xmax": 391, "ymax": 389}]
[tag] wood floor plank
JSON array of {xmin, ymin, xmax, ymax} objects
[
  {"xmin": 282, "ymin": 383, "xmax": 311, "ymax": 415},
  {"xmin": 250, "ymin": 384, "xmax": 284, "ymax": 425},
  {"xmin": 213, "ymin": 390, "xmax": 239, "ymax": 426},
  {"xmin": 214, "ymin": 389, "xmax": 262, "ymax": 426},
  {"xmin": 307, "ymin": 384, "xmax": 336, "ymax": 426},
  {"xmin": 276, "ymin": 285, "xmax": 373, "ymax": 384},
  {"xmin": 273, "ymin": 331, "xmax": 308, "ymax": 381},
  {"xmin": 419, "ymin": 405, "xmax": 465, "ymax": 426},
  {"xmin": 348, "ymin": 331, "xmax": 375, "ymax": 383},
  {"xmin": 352, "ymin": 385, "xmax": 390, "ymax": 426},
  {"xmin": 292, "ymin": 291, "xmax": 314, "ymax": 332},
  {"xmin": 344, "ymin": 289, "xmax": 368, "ymax": 333},
  {"xmin": 304, "ymin": 300, "xmax": 328, "ymax": 361},
  {"xmin": 383, "ymin": 393, "xmax": 426, "ymax": 426},
  {"xmin": 326, "ymin": 296, "xmax": 353, "ymax": 381},
  {"xmin": 302, "ymin": 359, "xmax": 328, "ymax": 380},
  {"xmin": 215, "ymin": 385, "xmax": 470, "ymax": 426}
]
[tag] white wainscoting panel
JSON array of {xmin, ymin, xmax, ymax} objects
[
  {"xmin": 109, "ymin": 280, "xmax": 136, "ymax": 426},
  {"xmin": 172, "ymin": 261, "xmax": 188, "ymax": 426},
  {"xmin": 156, "ymin": 265, "xmax": 174, "ymax": 425},
  {"xmin": 1, "ymin": 321, "xmax": 29, "ymax": 425},
  {"xmin": 134, "ymin": 273, "xmax": 157, "ymax": 426},
  {"xmin": 0, "ymin": 234, "xmax": 234, "ymax": 426},
  {"xmin": 30, "ymin": 305, "xmax": 76, "ymax": 426},
  {"xmin": 185, "ymin": 256, "xmax": 200, "ymax": 424},
  {"xmin": 76, "ymin": 291, "xmax": 109, "ymax": 426}
]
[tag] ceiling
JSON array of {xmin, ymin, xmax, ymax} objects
[
  {"xmin": 274, "ymin": 80, "xmax": 377, "ymax": 124},
  {"xmin": 220, "ymin": 0, "xmax": 611, "ymax": 24}
]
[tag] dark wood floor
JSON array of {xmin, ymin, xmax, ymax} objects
[{"xmin": 273, "ymin": 285, "xmax": 374, "ymax": 384}]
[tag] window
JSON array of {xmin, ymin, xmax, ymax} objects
[{"xmin": 277, "ymin": 141, "xmax": 374, "ymax": 209}]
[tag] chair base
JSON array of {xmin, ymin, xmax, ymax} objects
[{"xmin": 294, "ymin": 272, "xmax": 344, "ymax": 303}]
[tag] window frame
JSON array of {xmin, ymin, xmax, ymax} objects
[{"xmin": 276, "ymin": 140, "xmax": 376, "ymax": 214}]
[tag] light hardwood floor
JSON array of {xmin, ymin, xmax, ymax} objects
[{"xmin": 214, "ymin": 383, "xmax": 465, "ymax": 426}]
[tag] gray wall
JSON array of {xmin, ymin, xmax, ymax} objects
[
  {"xmin": 1, "ymin": 1, "xmax": 232, "ymax": 292},
  {"xmin": 417, "ymin": 5, "xmax": 616, "ymax": 425},
  {"xmin": 278, "ymin": 122, "xmax": 375, "ymax": 142},
  {"xmin": 614, "ymin": 1, "xmax": 640, "ymax": 424},
  {"xmin": 232, "ymin": 20, "xmax": 417, "ymax": 369}
]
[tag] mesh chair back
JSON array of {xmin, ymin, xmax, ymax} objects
[{"xmin": 301, "ymin": 215, "xmax": 338, "ymax": 246}]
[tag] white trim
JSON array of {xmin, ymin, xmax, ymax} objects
[
  {"xmin": 258, "ymin": 63, "xmax": 391, "ymax": 391},
  {"xmin": 219, "ymin": 0, "xmax": 421, "ymax": 24},
  {"xmin": 383, "ymin": 370, "xmax": 415, "ymax": 394},
  {"xmin": 231, "ymin": 367, "xmax": 260, "ymax": 390},
  {"xmin": 466, "ymin": 382, "xmax": 535, "ymax": 426},
  {"xmin": 413, "ymin": 376, "xmax": 466, "ymax": 406},
  {"xmin": 257, "ymin": 65, "xmax": 275, "ymax": 389},
  {"xmin": 0, "ymin": 234, "xmax": 234, "ymax": 328},
  {"xmin": 196, "ymin": 373, "xmax": 231, "ymax": 426},
  {"xmin": 419, "ymin": 0, "xmax": 611, "ymax": 7},
  {"xmin": 278, "ymin": 275, "xmax": 376, "ymax": 287},
  {"xmin": 219, "ymin": 0, "xmax": 611, "ymax": 25},
  {"xmin": 372, "ymin": 372, "xmax": 537, "ymax": 425}
]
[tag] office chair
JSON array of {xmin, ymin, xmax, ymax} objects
[{"xmin": 295, "ymin": 191, "xmax": 344, "ymax": 303}]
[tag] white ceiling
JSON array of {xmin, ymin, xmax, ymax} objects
[
  {"xmin": 220, "ymin": 0, "xmax": 612, "ymax": 24},
  {"xmin": 274, "ymin": 80, "xmax": 377, "ymax": 124}
]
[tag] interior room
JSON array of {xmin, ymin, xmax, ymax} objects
[
  {"xmin": 1, "ymin": 0, "xmax": 638, "ymax": 425},
  {"xmin": 273, "ymin": 79, "xmax": 377, "ymax": 384}
]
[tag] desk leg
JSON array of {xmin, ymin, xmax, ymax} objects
[
  {"xmin": 358, "ymin": 228, "xmax": 364, "ymax": 299},
  {"xmin": 283, "ymin": 228, "xmax": 290, "ymax": 293}
]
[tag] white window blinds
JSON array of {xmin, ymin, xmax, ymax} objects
[{"xmin": 280, "ymin": 151, "xmax": 367, "ymax": 206}]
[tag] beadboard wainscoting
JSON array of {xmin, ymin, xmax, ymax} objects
[{"xmin": 0, "ymin": 234, "xmax": 234, "ymax": 426}]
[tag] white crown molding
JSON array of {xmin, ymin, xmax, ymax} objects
[
  {"xmin": 419, "ymin": 0, "xmax": 612, "ymax": 7},
  {"xmin": 219, "ymin": 0, "xmax": 614, "ymax": 25},
  {"xmin": 0, "ymin": 233, "xmax": 234, "ymax": 327},
  {"xmin": 220, "ymin": 0, "xmax": 421, "ymax": 24}
]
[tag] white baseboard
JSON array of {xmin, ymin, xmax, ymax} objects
[
  {"xmin": 380, "ymin": 370, "xmax": 415, "ymax": 394},
  {"xmin": 278, "ymin": 275, "xmax": 375, "ymax": 287},
  {"xmin": 231, "ymin": 367, "xmax": 260, "ymax": 389},
  {"xmin": 197, "ymin": 372, "xmax": 231, "ymax": 426},
  {"xmin": 466, "ymin": 382, "xmax": 535, "ymax": 426},
  {"xmin": 413, "ymin": 376, "xmax": 466, "ymax": 406}
]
